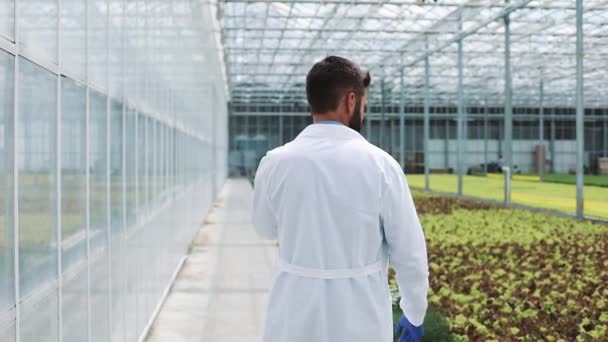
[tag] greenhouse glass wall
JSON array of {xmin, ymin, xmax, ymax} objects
[{"xmin": 0, "ymin": 1, "xmax": 228, "ymax": 342}]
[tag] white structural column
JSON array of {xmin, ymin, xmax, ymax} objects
[
  {"xmin": 13, "ymin": 0, "xmax": 21, "ymax": 340},
  {"xmin": 539, "ymin": 79, "xmax": 545, "ymax": 181},
  {"xmin": 575, "ymin": 0, "xmax": 584, "ymax": 218},
  {"xmin": 366, "ymin": 93, "xmax": 372, "ymax": 142},
  {"xmin": 56, "ymin": 0, "xmax": 64, "ymax": 339},
  {"xmin": 604, "ymin": 118, "xmax": 607, "ymax": 157},
  {"xmin": 456, "ymin": 34, "xmax": 464, "ymax": 195},
  {"xmin": 278, "ymin": 103, "xmax": 284, "ymax": 146},
  {"xmin": 503, "ymin": 0, "xmax": 513, "ymax": 205},
  {"xmin": 423, "ymin": 39, "xmax": 430, "ymax": 191},
  {"xmin": 380, "ymin": 77, "xmax": 386, "ymax": 151},
  {"xmin": 84, "ymin": 0, "xmax": 92, "ymax": 338},
  {"xmin": 399, "ymin": 68, "xmax": 405, "ymax": 171},
  {"xmin": 550, "ymin": 109, "xmax": 555, "ymax": 172},
  {"xmin": 444, "ymin": 119, "xmax": 449, "ymax": 169},
  {"xmin": 483, "ymin": 98, "xmax": 488, "ymax": 174}
]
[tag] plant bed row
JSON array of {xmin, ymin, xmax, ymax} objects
[{"xmin": 390, "ymin": 193, "xmax": 608, "ymax": 341}]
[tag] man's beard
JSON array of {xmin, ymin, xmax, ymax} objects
[{"xmin": 348, "ymin": 96, "xmax": 363, "ymax": 132}]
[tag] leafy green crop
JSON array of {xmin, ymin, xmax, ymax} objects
[{"xmin": 391, "ymin": 194, "xmax": 608, "ymax": 341}]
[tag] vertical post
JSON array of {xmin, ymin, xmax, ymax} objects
[
  {"xmin": 390, "ymin": 110, "xmax": 395, "ymax": 156},
  {"xmin": 84, "ymin": 0, "xmax": 92, "ymax": 339},
  {"xmin": 279, "ymin": 106, "xmax": 284, "ymax": 146},
  {"xmin": 503, "ymin": 0, "xmax": 513, "ymax": 205},
  {"xmin": 539, "ymin": 79, "xmax": 545, "ymax": 180},
  {"xmin": 575, "ymin": 0, "xmax": 584, "ymax": 218},
  {"xmin": 591, "ymin": 118, "xmax": 596, "ymax": 167},
  {"xmin": 457, "ymin": 38, "xmax": 464, "ymax": 196},
  {"xmin": 211, "ymin": 88, "xmax": 217, "ymax": 198},
  {"xmin": 484, "ymin": 98, "xmax": 488, "ymax": 174},
  {"xmin": 105, "ymin": 0, "xmax": 112, "ymax": 333},
  {"xmin": 399, "ymin": 68, "xmax": 405, "ymax": 171},
  {"xmin": 244, "ymin": 105, "xmax": 249, "ymax": 174},
  {"xmin": 444, "ymin": 119, "xmax": 449, "ymax": 169},
  {"xmin": 56, "ymin": 0, "xmax": 64, "ymax": 337},
  {"xmin": 381, "ymin": 77, "xmax": 386, "ymax": 151},
  {"xmin": 550, "ymin": 109, "xmax": 556, "ymax": 172},
  {"xmin": 423, "ymin": 45, "xmax": 430, "ymax": 191},
  {"xmin": 604, "ymin": 117, "xmax": 607, "ymax": 157},
  {"xmin": 366, "ymin": 93, "xmax": 371, "ymax": 142},
  {"xmin": 498, "ymin": 120, "xmax": 503, "ymax": 158},
  {"xmin": 412, "ymin": 116, "xmax": 416, "ymax": 169},
  {"xmin": 13, "ymin": 0, "xmax": 21, "ymax": 339}
]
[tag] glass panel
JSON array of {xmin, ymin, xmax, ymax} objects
[
  {"xmin": 19, "ymin": 0, "xmax": 58, "ymax": 63},
  {"xmin": 124, "ymin": 107, "xmax": 138, "ymax": 341},
  {"xmin": 157, "ymin": 122, "xmax": 163, "ymax": 198},
  {"xmin": 148, "ymin": 120, "xmax": 155, "ymax": 204},
  {"xmin": 89, "ymin": 90, "xmax": 110, "ymax": 342},
  {"xmin": 18, "ymin": 57, "xmax": 59, "ymax": 342},
  {"xmin": 125, "ymin": 107, "xmax": 136, "ymax": 227},
  {"xmin": 59, "ymin": 77, "xmax": 87, "ymax": 342},
  {"xmin": 110, "ymin": 100, "xmax": 123, "ymax": 235},
  {"xmin": 88, "ymin": 0, "xmax": 108, "ymax": 90},
  {"xmin": 137, "ymin": 115, "xmax": 146, "ymax": 212},
  {"xmin": 60, "ymin": 78, "xmax": 86, "ymax": 269},
  {"xmin": 108, "ymin": 1, "xmax": 123, "ymax": 99},
  {"xmin": 0, "ymin": 50, "xmax": 15, "ymax": 342},
  {"xmin": 60, "ymin": 0, "xmax": 86, "ymax": 79},
  {"xmin": 109, "ymin": 99, "xmax": 125, "ymax": 342},
  {"xmin": 0, "ymin": 0, "xmax": 14, "ymax": 40},
  {"xmin": 159, "ymin": 124, "xmax": 164, "ymax": 197}
]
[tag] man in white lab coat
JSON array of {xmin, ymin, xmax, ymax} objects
[{"xmin": 252, "ymin": 56, "xmax": 429, "ymax": 342}]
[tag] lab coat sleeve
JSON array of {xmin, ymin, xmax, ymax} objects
[
  {"xmin": 252, "ymin": 157, "xmax": 278, "ymax": 240},
  {"xmin": 381, "ymin": 160, "xmax": 429, "ymax": 327}
]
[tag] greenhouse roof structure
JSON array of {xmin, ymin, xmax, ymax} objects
[{"xmin": 218, "ymin": 0, "xmax": 608, "ymax": 108}]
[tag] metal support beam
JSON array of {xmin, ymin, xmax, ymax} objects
[
  {"xmin": 56, "ymin": 0, "xmax": 64, "ymax": 334},
  {"xmin": 12, "ymin": 0, "xmax": 21, "ymax": 339},
  {"xmin": 279, "ymin": 112, "xmax": 284, "ymax": 146},
  {"xmin": 391, "ymin": 112, "xmax": 395, "ymax": 157},
  {"xmin": 575, "ymin": 0, "xmax": 584, "ymax": 218},
  {"xmin": 604, "ymin": 117, "xmax": 608, "ymax": 157},
  {"xmin": 423, "ymin": 48, "xmax": 430, "ymax": 191},
  {"xmin": 504, "ymin": 0, "xmax": 513, "ymax": 205},
  {"xmin": 539, "ymin": 79, "xmax": 545, "ymax": 180},
  {"xmin": 444, "ymin": 119, "xmax": 449, "ymax": 169},
  {"xmin": 399, "ymin": 69, "xmax": 405, "ymax": 171},
  {"xmin": 381, "ymin": 78, "xmax": 386, "ymax": 151},
  {"xmin": 484, "ymin": 98, "xmax": 489, "ymax": 174},
  {"xmin": 550, "ymin": 110, "xmax": 556, "ymax": 172},
  {"xmin": 457, "ymin": 37, "xmax": 464, "ymax": 196},
  {"xmin": 365, "ymin": 96, "xmax": 371, "ymax": 142}
]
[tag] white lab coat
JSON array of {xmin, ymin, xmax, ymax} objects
[{"xmin": 252, "ymin": 123, "xmax": 429, "ymax": 342}]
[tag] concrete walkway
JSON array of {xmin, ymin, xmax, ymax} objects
[{"xmin": 146, "ymin": 179, "xmax": 276, "ymax": 342}]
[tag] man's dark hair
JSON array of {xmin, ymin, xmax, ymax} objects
[{"xmin": 306, "ymin": 56, "xmax": 371, "ymax": 114}]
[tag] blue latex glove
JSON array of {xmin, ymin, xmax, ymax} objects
[{"xmin": 395, "ymin": 314, "xmax": 424, "ymax": 342}]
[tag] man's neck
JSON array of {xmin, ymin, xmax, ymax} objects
[{"xmin": 312, "ymin": 113, "xmax": 347, "ymax": 125}]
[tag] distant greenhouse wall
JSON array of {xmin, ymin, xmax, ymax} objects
[
  {"xmin": 0, "ymin": 1, "xmax": 228, "ymax": 342},
  {"xmin": 227, "ymin": 108, "xmax": 608, "ymax": 176}
]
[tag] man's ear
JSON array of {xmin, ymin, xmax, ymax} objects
[{"xmin": 347, "ymin": 92, "xmax": 356, "ymax": 115}]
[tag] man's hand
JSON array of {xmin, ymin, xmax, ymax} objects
[{"xmin": 395, "ymin": 314, "xmax": 424, "ymax": 342}]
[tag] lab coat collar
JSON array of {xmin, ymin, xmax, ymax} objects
[{"xmin": 297, "ymin": 123, "xmax": 366, "ymax": 141}]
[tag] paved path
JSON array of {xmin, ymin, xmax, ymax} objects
[{"xmin": 146, "ymin": 179, "xmax": 276, "ymax": 342}]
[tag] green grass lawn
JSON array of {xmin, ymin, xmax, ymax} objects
[
  {"xmin": 541, "ymin": 173, "xmax": 608, "ymax": 188},
  {"xmin": 406, "ymin": 174, "xmax": 608, "ymax": 220}
]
